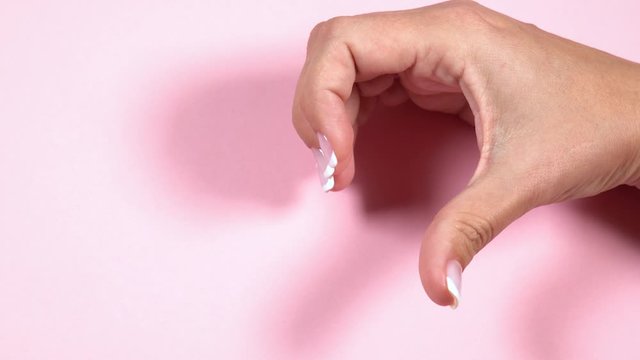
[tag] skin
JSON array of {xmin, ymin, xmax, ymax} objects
[{"xmin": 291, "ymin": 0, "xmax": 640, "ymax": 307}]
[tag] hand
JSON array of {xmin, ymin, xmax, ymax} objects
[{"xmin": 291, "ymin": 0, "xmax": 640, "ymax": 308}]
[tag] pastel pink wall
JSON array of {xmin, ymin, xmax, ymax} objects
[{"xmin": 1, "ymin": 1, "xmax": 640, "ymax": 359}]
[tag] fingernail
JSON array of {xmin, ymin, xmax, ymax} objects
[
  {"xmin": 312, "ymin": 148, "xmax": 334, "ymax": 192},
  {"xmin": 317, "ymin": 133, "xmax": 338, "ymax": 168},
  {"xmin": 446, "ymin": 260, "xmax": 462, "ymax": 309},
  {"xmin": 311, "ymin": 133, "xmax": 337, "ymax": 192},
  {"xmin": 321, "ymin": 176, "xmax": 335, "ymax": 192}
]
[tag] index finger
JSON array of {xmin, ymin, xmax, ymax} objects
[{"xmin": 292, "ymin": 1, "xmax": 476, "ymax": 191}]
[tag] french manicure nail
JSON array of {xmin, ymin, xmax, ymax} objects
[
  {"xmin": 446, "ymin": 260, "xmax": 462, "ymax": 309},
  {"xmin": 322, "ymin": 176, "xmax": 335, "ymax": 192},
  {"xmin": 317, "ymin": 133, "xmax": 338, "ymax": 168},
  {"xmin": 312, "ymin": 132, "xmax": 337, "ymax": 192},
  {"xmin": 312, "ymin": 147, "xmax": 327, "ymax": 179},
  {"xmin": 312, "ymin": 148, "xmax": 335, "ymax": 192},
  {"xmin": 322, "ymin": 161, "xmax": 335, "ymax": 178}
]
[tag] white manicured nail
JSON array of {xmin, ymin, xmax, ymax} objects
[
  {"xmin": 327, "ymin": 151, "xmax": 337, "ymax": 168},
  {"xmin": 317, "ymin": 133, "xmax": 337, "ymax": 168},
  {"xmin": 322, "ymin": 176, "xmax": 335, "ymax": 192},
  {"xmin": 446, "ymin": 260, "xmax": 462, "ymax": 309},
  {"xmin": 323, "ymin": 162, "xmax": 335, "ymax": 178},
  {"xmin": 312, "ymin": 132, "xmax": 337, "ymax": 192}
]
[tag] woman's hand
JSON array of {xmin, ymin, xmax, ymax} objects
[{"xmin": 291, "ymin": 0, "xmax": 640, "ymax": 308}]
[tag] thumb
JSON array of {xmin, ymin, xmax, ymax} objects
[{"xmin": 418, "ymin": 175, "xmax": 533, "ymax": 309}]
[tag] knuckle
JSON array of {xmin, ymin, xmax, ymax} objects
[
  {"xmin": 309, "ymin": 16, "xmax": 350, "ymax": 42},
  {"xmin": 444, "ymin": 0, "xmax": 482, "ymax": 17},
  {"xmin": 441, "ymin": 1, "xmax": 501, "ymax": 33},
  {"xmin": 447, "ymin": 0, "xmax": 478, "ymax": 6},
  {"xmin": 308, "ymin": 21, "xmax": 326, "ymax": 42},
  {"xmin": 519, "ymin": 21, "xmax": 540, "ymax": 33},
  {"xmin": 450, "ymin": 212, "xmax": 495, "ymax": 255},
  {"xmin": 324, "ymin": 15, "xmax": 351, "ymax": 32}
]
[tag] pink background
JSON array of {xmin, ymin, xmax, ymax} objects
[{"xmin": 1, "ymin": 1, "xmax": 640, "ymax": 359}]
